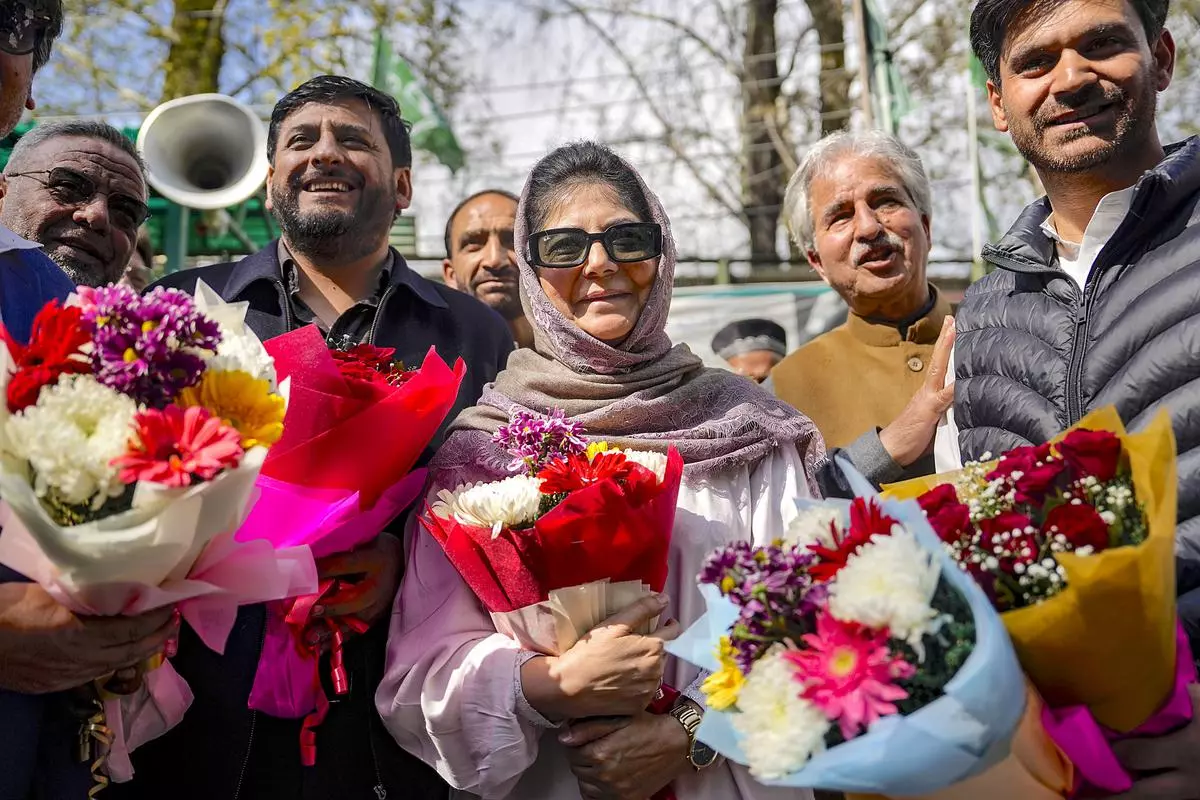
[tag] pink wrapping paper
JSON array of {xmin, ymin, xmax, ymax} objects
[
  {"xmin": 239, "ymin": 469, "xmax": 428, "ymax": 719},
  {"xmin": 1041, "ymin": 624, "xmax": 1197, "ymax": 796},
  {"xmin": 0, "ymin": 506, "xmax": 317, "ymax": 781}
]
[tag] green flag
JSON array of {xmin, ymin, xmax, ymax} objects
[
  {"xmin": 372, "ymin": 34, "xmax": 465, "ymax": 173},
  {"xmin": 863, "ymin": 0, "xmax": 913, "ymax": 132},
  {"xmin": 969, "ymin": 52, "xmax": 989, "ymax": 91}
]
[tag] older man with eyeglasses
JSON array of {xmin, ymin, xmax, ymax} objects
[
  {"xmin": 0, "ymin": 3, "xmax": 177, "ymax": 799},
  {"xmin": 0, "ymin": 119, "xmax": 151, "ymax": 287}
]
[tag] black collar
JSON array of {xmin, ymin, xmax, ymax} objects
[{"xmin": 221, "ymin": 239, "xmax": 448, "ymax": 310}]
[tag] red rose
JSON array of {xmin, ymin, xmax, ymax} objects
[
  {"xmin": 1057, "ymin": 429, "xmax": 1123, "ymax": 483},
  {"xmin": 1013, "ymin": 459, "xmax": 1066, "ymax": 504},
  {"xmin": 1045, "ymin": 502, "xmax": 1111, "ymax": 552},
  {"xmin": 987, "ymin": 442, "xmax": 1053, "ymax": 481},
  {"xmin": 918, "ymin": 484, "xmax": 972, "ymax": 544}
]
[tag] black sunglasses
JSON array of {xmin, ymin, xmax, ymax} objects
[
  {"xmin": 7, "ymin": 167, "xmax": 151, "ymax": 231},
  {"xmin": 528, "ymin": 222, "xmax": 662, "ymax": 269},
  {"xmin": 0, "ymin": 4, "xmax": 49, "ymax": 57}
]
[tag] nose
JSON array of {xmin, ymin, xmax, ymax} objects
[
  {"xmin": 851, "ymin": 201, "xmax": 883, "ymax": 241},
  {"xmin": 580, "ymin": 238, "xmax": 617, "ymax": 279},
  {"xmin": 480, "ymin": 234, "xmax": 508, "ymax": 269},
  {"xmin": 73, "ymin": 194, "xmax": 110, "ymax": 233},
  {"xmin": 1050, "ymin": 48, "xmax": 1100, "ymax": 97},
  {"xmin": 309, "ymin": 130, "xmax": 344, "ymax": 167}
]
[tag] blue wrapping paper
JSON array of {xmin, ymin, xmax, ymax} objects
[{"xmin": 666, "ymin": 458, "xmax": 1027, "ymax": 794}]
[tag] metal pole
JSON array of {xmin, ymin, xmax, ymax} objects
[
  {"xmin": 851, "ymin": 0, "xmax": 875, "ymax": 129},
  {"xmin": 164, "ymin": 202, "xmax": 189, "ymax": 274},
  {"xmin": 966, "ymin": 66, "xmax": 986, "ymax": 282}
]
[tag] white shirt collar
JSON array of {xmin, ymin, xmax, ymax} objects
[
  {"xmin": 1038, "ymin": 186, "xmax": 1137, "ymax": 289},
  {"xmin": 0, "ymin": 223, "xmax": 44, "ymax": 254}
]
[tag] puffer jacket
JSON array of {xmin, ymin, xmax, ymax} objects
[{"xmin": 954, "ymin": 137, "xmax": 1200, "ymax": 645}]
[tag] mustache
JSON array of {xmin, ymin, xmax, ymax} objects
[
  {"xmin": 851, "ymin": 232, "xmax": 905, "ymax": 266},
  {"xmin": 469, "ymin": 266, "xmax": 519, "ymax": 290},
  {"xmin": 285, "ymin": 168, "xmax": 361, "ymax": 193},
  {"xmin": 1036, "ymin": 84, "xmax": 1125, "ymax": 130}
]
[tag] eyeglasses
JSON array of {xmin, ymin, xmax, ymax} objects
[
  {"xmin": 528, "ymin": 222, "xmax": 662, "ymax": 269},
  {"xmin": 7, "ymin": 167, "xmax": 151, "ymax": 231},
  {"xmin": 0, "ymin": 4, "xmax": 50, "ymax": 57}
]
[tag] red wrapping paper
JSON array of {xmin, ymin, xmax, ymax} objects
[
  {"xmin": 423, "ymin": 448, "xmax": 683, "ymax": 613},
  {"xmin": 263, "ymin": 325, "xmax": 467, "ymax": 506}
]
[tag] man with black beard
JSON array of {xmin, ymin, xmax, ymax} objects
[
  {"xmin": 933, "ymin": 2, "xmax": 1200, "ymax": 796},
  {"xmin": 120, "ymin": 76, "xmax": 512, "ymax": 800}
]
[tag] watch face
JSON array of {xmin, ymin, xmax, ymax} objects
[{"xmin": 690, "ymin": 740, "xmax": 718, "ymax": 768}]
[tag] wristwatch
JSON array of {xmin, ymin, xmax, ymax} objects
[{"xmin": 669, "ymin": 697, "xmax": 718, "ymax": 769}]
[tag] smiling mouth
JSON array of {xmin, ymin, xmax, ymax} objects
[
  {"xmin": 857, "ymin": 249, "xmax": 896, "ymax": 267},
  {"xmin": 302, "ymin": 179, "xmax": 355, "ymax": 193},
  {"xmin": 1048, "ymin": 104, "xmax": 1115, "ymax": 127}
]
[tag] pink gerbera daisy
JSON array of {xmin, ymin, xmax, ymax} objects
[
  {"xmin": 785, "ymin": 613, "xmax": 915, "ymax": 739},
  {"xmin": 113, "ymin": 405, "xmax": 244, "ymax": 488}
]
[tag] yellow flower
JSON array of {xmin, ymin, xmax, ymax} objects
[
  {"xmin": 701, "ymin": 636, "xmax": 746, "ymax": 711},
  {"xmin": 177, "ymin": 369, "xmax": 285, "ymax": 449},
  {"xmin": 586, "ymin": 441, "xmax": 610, "ymax": 460}
]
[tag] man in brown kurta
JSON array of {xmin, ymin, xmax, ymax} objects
[{"xmin": 771, "ymin": 130, "xmax": 954, "ymax": 489}]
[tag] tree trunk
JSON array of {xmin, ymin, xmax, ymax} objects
[
  {"xmin": 808, "ymin": 0, "xmax": 851, "ymax": 136},
  {"xmin": 161, "ymin": 0, "xmax": 224, "ymax": 100},
  {"xmin": 741, "ymin": 0, "xmax": 783, "ymax": 264}
]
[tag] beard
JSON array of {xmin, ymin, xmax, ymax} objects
[
  {"xmin": 1008, "ymin": 76, "xmax": 1159, "ymax": 174},
  {"xmin": 272, "ymin": 172, "xmax": 397, "ymax": 261}
]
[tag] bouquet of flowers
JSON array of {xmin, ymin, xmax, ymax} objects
[
  {"xmin": 0, "ymin": 282, "xmax": 316, "ymax": 784},
  {"xmin": 886, "ymin": 406, "xmax": 1192, "ymax": 797},
  {"xmin": 235, "ymin": 324, "xmax": 465, "ymax": 764},
  {"xmin": 423, "ymin": 409, "xmax": 682, "ymax": 655},
  {"xmin": 666, "ymin": 459, "xmax": 1025, "ymax": 795}
]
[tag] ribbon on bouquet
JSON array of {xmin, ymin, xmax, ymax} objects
[
  {"xmin": 1041, "ymin": 623, "xmax": 1197, "ymax": 797},
  {"xmin": 647, "ymin": 684, "xmax": 680, "ymax": 800},
  {"xmin": 284, "ymin": 578, "xmax": 370, "ymax": 766}
]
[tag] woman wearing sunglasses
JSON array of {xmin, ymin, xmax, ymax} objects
[{"xmin": 378, "ymin": 141, "xmax": 823, "ymax": 800}]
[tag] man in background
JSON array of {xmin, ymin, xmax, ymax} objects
[
  {"xmin": 0, "ymin": 3, "xmax": 175, "ymax": 797},
  {"xmin": 0, "ymin": 119, "xmax": 149, "ymax": 287},
  {"xmin": 711, "ymin": 318, "xmax": 786, "ymax": 383},
  {"xmin": 772, "ymin": 129, "xmax": 953, "ymax": 487},
  {"xmin": 442, "ymin": 188, "xmax": 531, "ymax": 347}
]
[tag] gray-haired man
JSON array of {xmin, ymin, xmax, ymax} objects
[
  {"xmin": 0, "ymin": 119, "xmax": 150, "ymax": 287},
  {"xmin": 771, "ymin": 129, "xmax": 954, "ymax": 490}
]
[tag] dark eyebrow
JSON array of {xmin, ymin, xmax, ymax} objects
[{"xmin": 1008, "ymin": 20, "xmax": 1135, "ymax": 66}]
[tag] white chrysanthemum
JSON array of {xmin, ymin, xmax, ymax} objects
[
  {"xmin": 431, "ymin": 475, "xmax": 543, "ymax": 537},
  {"xmin": 618, "ymin": 448, "xmax": 668, "ymax": 482},
  {"xmin": 208, "ymin": 329, "xmax": 276, "ymax": 385},
  {"xmin": 829, "ymin": 529, "xmax": 941, "ymax": 651},
  {"xmin": 781, "ymin": 505, "xmax": 841, "ymax": 550},
  {"xmin": 5, "ymin": 375, "xmax": 138, "ymax": 507},
  {"xmin": 733, "ymin": 646, "xmax": 830, "ymax": 780}
]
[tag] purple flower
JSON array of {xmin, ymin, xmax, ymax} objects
[
  {"xmin": 700, "ymin": 541, "xmax": 818, "ymax": 672},
  {"xmin": 82, "ymin": 285, "xmax": 222, "ymax": 408},
  {"xmin": 493, "ymin": 409, "xmax": 587, "ymax": 475}
]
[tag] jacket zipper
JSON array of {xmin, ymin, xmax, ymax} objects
[
  {"xmin": 367, "ymin": 285, "xmax": 396, "ymax": 346},
  {"xmin": 362, "ymin": 645, "xmax": 388, "ymax": 799},
  {"xmin": 232, "ymin": 618, "xmax": 268, "ymax": 800},
  {"xmin": 1064, "ymin": 286, "xmax": 1091, "ymax": 425}
]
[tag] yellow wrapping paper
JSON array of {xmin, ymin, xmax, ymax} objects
[
  {"xmin": 884, "ymin": 406, "xmax": 1178, "ymax": 733},
  {"xmin": 847, "ymin": 682, "xmax": 1075, "ymax": 800}
]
